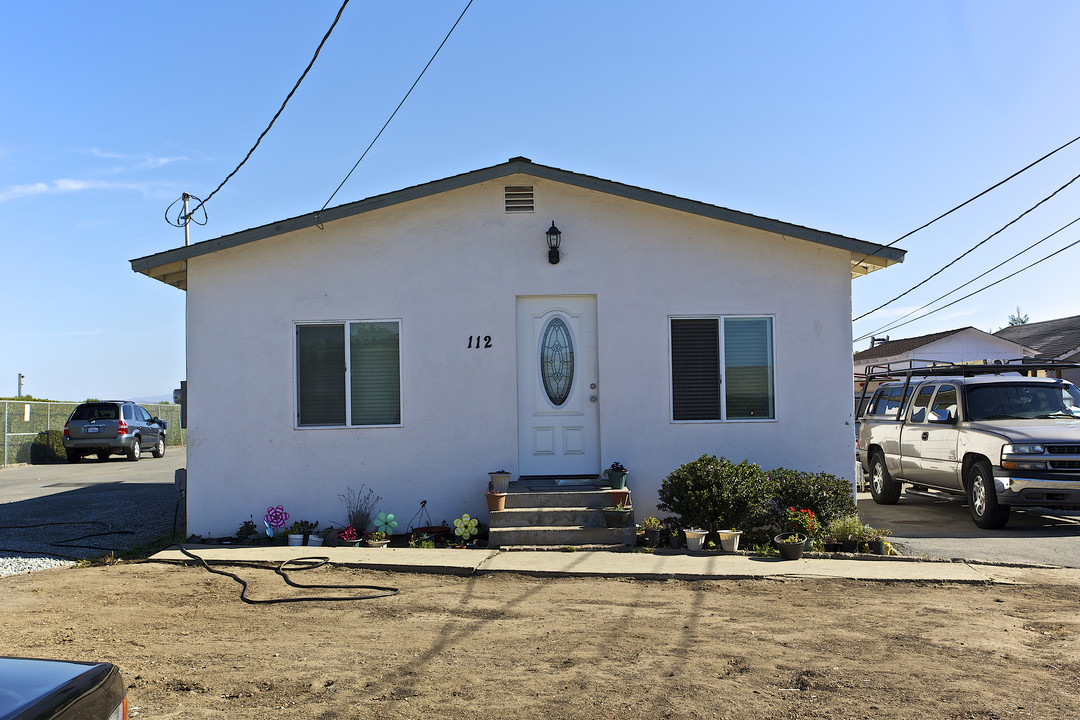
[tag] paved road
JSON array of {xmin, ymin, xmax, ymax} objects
[
  {"xmin": 857, "ymin": 487, "xmax": 1080, "ymax": 568},
  {"xmin": 0, "ymin": 448, "xmax": 186, "ymax": 559}
]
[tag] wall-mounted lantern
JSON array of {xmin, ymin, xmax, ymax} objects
[{"xmin": 546, "ymin": 221, "xmax": 562, "ymax": 264}]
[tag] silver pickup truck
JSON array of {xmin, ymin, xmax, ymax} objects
[{"xmin": 856, "ymin": 361, "xmax": 1080, "ymax": 528}]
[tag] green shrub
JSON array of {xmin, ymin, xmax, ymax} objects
[
  {"xmin": 758, "ymin": 467, "xmax": 856, "ymax": 533},
  {"xmin": 30, "ymin": 430, "xmax": 65, "ymax": 464},
  {"xmin": 658, "ymin": 455, "xmax": 770, "ymax": 532},
  {"xmin": 658, "ymin": 455, "xmax": 857, "ymax": 544}
]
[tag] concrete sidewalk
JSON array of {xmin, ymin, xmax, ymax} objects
[{"xmin": 148, "ymin": 545, "xmax": 1079, "ymax": 585}]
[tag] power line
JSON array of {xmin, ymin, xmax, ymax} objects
[
  {"xmin": 184, "ymin": 0, "xmax": 351, "ymax": 221},
  {"xmin": 855, "ymin": 232, "xmax": 1080, "ymax": 339},
  {"xmin": 849, "ymin": 132, "xmax": 1080, "ymax": 275},
  {"xmin": 316, "ymin": 0, "xmax": 474, "ymax": 221},
  {"xmin": 854, "ymin": 214, "xmax": 1080, "ymax": 343},
  {"xmin": 853, "ymin": 166, "xmax": 1080, "ymax": 322}
]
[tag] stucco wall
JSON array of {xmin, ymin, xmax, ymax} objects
[{"xmin": 185, "ymin": 175, "xmax": 857, "ymax": 536}]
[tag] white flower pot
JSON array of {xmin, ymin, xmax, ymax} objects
[
  {"xmin": 287, "ymin": 534, "xmax": 303, "ymax": 546},
  {"xmin": 684, "ymin": 530, "xmax": 708, "ymax": 552},
  {"xmin": 489, "ymin": 472, "xmax": 511, "ymax": 494},
  {"xmin": 717, "ymin": 530, "xmax": 742, "ymax": 552}
]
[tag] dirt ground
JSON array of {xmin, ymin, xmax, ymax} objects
[{"xmin": 2, "ymin": 561, "xmax": 1078, "ymax": 720}]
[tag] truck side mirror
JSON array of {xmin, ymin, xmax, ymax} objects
[{"xmin": 928, "ymin": 408, "xmax": 956, "ymax": 424}]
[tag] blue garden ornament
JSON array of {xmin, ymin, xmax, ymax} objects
[
  {"xmin": 454, "ymin": 514, "xmax": 479, "ymax": 541},
  {"xmin": 375, "ymin": 512, "xmax": 398, "ymax": 535}
]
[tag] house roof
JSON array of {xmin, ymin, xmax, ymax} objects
[
  {"xmin": 994, "ymin": 314, "xmax": 1080, "ymax": 359},
  {"xmin": 131, "ymin": 156, "xmax": 906, "ymax": 290},
  {"xmin": 853, "ymin": 327, "xmax": 977, "ymax": 362}
]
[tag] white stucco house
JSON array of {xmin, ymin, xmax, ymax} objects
[{"xmin": 132, "ymin": 157, "xmax": 905, "ymax": 538}]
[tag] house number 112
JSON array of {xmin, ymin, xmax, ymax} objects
[{"xmin": 468, "ymin": 335, "xmax": 492, "ymax": 349}]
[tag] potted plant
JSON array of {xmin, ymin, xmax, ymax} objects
[
  {"xmin": 364, "ymin": 530, "xmax": 390, "ymax": 548},
  {"xmin": 773, "ymin": 532, "xmax": 807, "ymax": 560},
  {"xmin": 716, "ymin": 529, "xmax": 743, "ymax": 552},
  {"xmin": 601, "ymin": 505, "xmax": 632, "ymax": 528},
  {"xmin": 785, "ymin": 506, "xmax": 821, "ymax": 551},
  {"xmin": 340, "ymin": 485, "xmax": 380, "ymax": 534},
  {"xmin": 640, "ymin": 516, "xmax": 663, "ymax": 547},
  {"xmin": 664, "ymin": 518, "xmax": 682, "ymax": 549},
  {"xmin": 603, "ymin": 461, "xmax": 628, "ymax": 490},
  {"xmin": 861, "ymin": 525, "xmax": 891, "ymax": 554},
  {"xmin": 485, "ymin": 489, "xmax": 507, "ymax": 512},
  {"xmin": 607, "ymin": 488, "xmax": 631, "ymax": 508},
  {"xmin": 825, "ymin": 514, "xmax": 864, "ymax": 553},
  {"xmin": 335, "ymin": 525, "xmax": 360, "ymax": 547},
  {"xmin": 684, "ymin": 527, "xmax": 708, "ymax": 552},
  {"xmin": 286, "ymin": 520, "xmax": 319, "ymax": 546},
  {"xmin": 488, "ymin": 470, "xmax": 512, "ymax": 494},
  {"xmin": 236, "ymin": 518, "xmax": 258, "ymax": 543}
]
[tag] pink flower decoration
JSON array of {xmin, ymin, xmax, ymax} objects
[{"xmin": 264, "ymin": 505, "xmax": 289, "ymax": 529}]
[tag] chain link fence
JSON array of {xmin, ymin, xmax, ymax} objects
[{"xmin": 2, "ymin": 401, "xmax": 187, "ymax": 468}]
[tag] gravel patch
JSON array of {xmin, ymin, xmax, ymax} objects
[{"xmin": 0, "ymin": 553, "xmax": 77, "ymax": 577}]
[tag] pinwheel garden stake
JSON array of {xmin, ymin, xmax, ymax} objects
[
  {"xmin": 454, "ymin": 514, "xmax": 479, "ymax": 541},
  {"xmin": 375, "ymin": 512, "xmax": 398, "ymax": 535},
  {"xmin": 264, "ymin": 506, "xmax": 289, "ymax": 537}
]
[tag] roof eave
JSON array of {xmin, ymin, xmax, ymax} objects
[{"xmin": 131, "ymin": 157, "xmax": 906, "ymax": 288}]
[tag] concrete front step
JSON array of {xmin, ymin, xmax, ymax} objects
[
  {"xmin": 503, "ymin": 489, "xmax": 628, "ymax": 509},
  {"xmin": 488, "ymin": 484, "xmax": 636, "ymax": 548},
  {"xmin": 488, "ymin": 525, "xmax": 636, "ymax": 548},
  {"xmin": 489, "ymin": 506, "xmax": 619, "ymax": 528}
]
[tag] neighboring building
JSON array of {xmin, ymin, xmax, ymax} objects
[
  {"xmin": 995, "ymin": 314, "xmax": 1080, "ymax": 385},
  {"xmin": 853, "ymin": 327, "xmax": 1034, "ymax": 402},
  {"xmin": 854, "ymin": 326, "xmax": 1034, "ymax": 376},
  {"xmin": 131, "ymin": 157, "xmax": 905, "ymax": 538}
]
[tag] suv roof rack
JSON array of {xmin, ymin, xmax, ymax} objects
[
  {"xmin": 855, "ymin": 359, "xmax": 1080, "ymax": 419},
  {"xmin": 860, "ymin": 358, "xmax": 1080, "ymax": 382}
]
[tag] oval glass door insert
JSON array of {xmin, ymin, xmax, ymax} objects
[{"xmin": 540, "ymin": 317, "xmax": 574, "ymax": 406}]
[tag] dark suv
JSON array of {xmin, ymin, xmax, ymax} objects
[{"xmin": 63, "ymin": 401, "xmax": 167, "ymax": 463}]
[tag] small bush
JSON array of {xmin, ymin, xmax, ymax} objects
[
  {"xmin": 658, "ymin": 455, "xmax": 770, "ymax": 532},
  {"xmin": 30, "ymin": 430, "xmax": 66, "ymax": 463},
  {"xmin": 756, "ymin": 467, "xmax": 856, "ymax": 536}
]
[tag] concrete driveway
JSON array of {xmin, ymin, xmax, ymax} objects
[
  {"xmin": 857, "ymin": 487, "xmax": 1080, "ymax": 568},
  {"xmin": 0, "ymin": 449, "xmax": 186, "ymax": 559}
]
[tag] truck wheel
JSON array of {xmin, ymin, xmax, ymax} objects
[
  {"xmin": 869, "ymin": 451, "xmax": 901, "ymax": 504},
  {"xmin": 966, "ymin": 460, "xmax": 1009, "ymax": 529},
  {"xmin": 152, "ymin": 436, "xmax": 166, "ymax": 458},
  {"xmin": 126, "ymin": 438, "xmax": 141, "ymax": 462},
  {"xmin": 66, "ymin": 450, "xmax": 82, "ymax": 464}
]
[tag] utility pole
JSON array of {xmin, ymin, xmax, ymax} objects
[{"xmin": 17, "ymin": 373, "xmax": 24, "ymax": 397}]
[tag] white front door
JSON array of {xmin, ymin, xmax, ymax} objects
[{"xmin": 517, "ymin": 295, "xmax": 600, "ymax": 477}]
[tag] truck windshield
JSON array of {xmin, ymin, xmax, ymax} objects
[{"xmin": 966, "ymin": 383, "xmax": 1080, "ymax": 421}]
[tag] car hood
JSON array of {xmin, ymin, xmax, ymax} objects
[{"xmin": 968, "ymin": 419, "xmax": 1080, "ymax": 443}]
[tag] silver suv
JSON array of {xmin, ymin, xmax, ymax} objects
[{"xmin": 63, "ymin": 401, "xmax": 167, "ymax": 463}]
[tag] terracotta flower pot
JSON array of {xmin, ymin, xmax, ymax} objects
[{"xmin": 486, "ymin": 491, "xmax": 507, "ymax": 511}]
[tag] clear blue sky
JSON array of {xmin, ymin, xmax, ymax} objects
[{"xmin": 3, "ymin": 1, "xmax": 1080, "ymax": 401}]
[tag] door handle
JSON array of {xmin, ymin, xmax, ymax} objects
[{"xmin": 921, "ymin": 431, "xmax": 929, "ymax": 441}]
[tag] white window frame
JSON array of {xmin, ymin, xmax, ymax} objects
[
  {"xmin": 294, "ymin": 319, "xmax": 403, "ymax": 429},
  {"xmin": 669, "ymin": 314, "xmax": 776, "ymax": 423}
]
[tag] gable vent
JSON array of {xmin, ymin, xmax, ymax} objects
[{"xmin": 505, "ymin": 185, "xmax": 534, "ymax": 213}]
